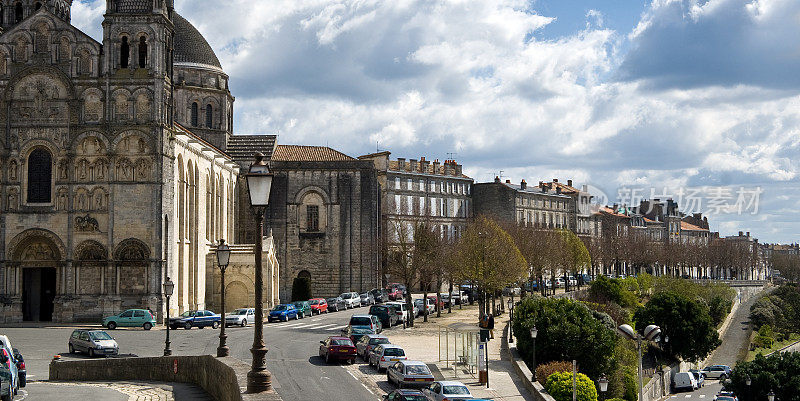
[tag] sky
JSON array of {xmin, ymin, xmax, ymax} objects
[{"xmin": 71, "ymin": 0, "xmax": 800, "ymax": 243}]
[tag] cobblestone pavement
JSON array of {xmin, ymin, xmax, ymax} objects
[{"xmin": 705, "ymin": 286, "xmax": 768, "ymax": 367}]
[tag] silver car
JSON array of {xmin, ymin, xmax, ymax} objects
[
  {"xmin": 225, "ymin": 308, "xmax": 256, "ymax": 327},
  {"xmin": 68, "ymin": 329, "xmax": 118, "ymax": 357}
]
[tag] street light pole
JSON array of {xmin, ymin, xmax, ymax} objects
[
  {"xmin": 530, "ymin": 326, "xmax": 538, "ymax": 382},
  {"xmin": 598, "ymin": 373, "xmax": 609, "ymax": 401},
  {"xmin": 163, "ymin": 277, "xmax": 174, "ymax": 356},
  {"xmin": 216, "ymin": 239, "xmax": 232, "ymax": 358},
  {"xmin": 618, "ymin": 324, "xmax": 661, "ymax": 401},
  {"xmin": 245, "ymin": 152, "xmax": 274, "ymax": 393},
  {"xmin": 507, "ymin": 299, "xmax": 514, "ymax": 343}
]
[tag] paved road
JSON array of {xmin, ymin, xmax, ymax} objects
[{"xmin": 1, "ymin": 304, "xmax": 389, "ymax": 401}]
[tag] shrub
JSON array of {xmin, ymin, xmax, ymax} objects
[
  {"xmin": 582, "ymin": 301, "xmax": 631, "ymax": 325},
  {"xmin": 536, "ymin": 361, "xmax": 573, "ymax": 384},
  {"xmin": 621, "ymin": 366, "xmax": 637, "ymax": 401},
  {"xmin": 758, "ymin": 324, "xmax": 775, "ymax": 338},
  {"xmin": 291, "ymin": 277, "xmax": 312, "ymax": 301},
  {"xmin": 724, "ymin": 352, "xmax": 800, "ymax": 401},
  {"xmin": 544, "ymin": 371, "xmax": 598, "ymax": 401},
  {"xmin": 752, "ymin": 335, "xmax": 774, "ymax": 349},
  {"xmin": 588, "ymin": 276, "xmax": 638, "ymax": 308},
  {"xmin": 709, "ymin": 295, "xmax": 732, "ymax": 326}
]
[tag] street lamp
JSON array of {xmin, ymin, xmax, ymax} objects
[
  {"xmin": 618, "ymin": 324, "xmax": 661, "ymax": 401},
  {"xmin": 530, "ymin": 326, "xmax": 538, "ymax": 382},
  {"xmin": 216, "ymin": 239, "xmax": 232, "ymax": 357},
  {"xmin": 163, "ymin": 277, "xmax": 174, "ymax": 356},
  {"xmin": 598, "ymin": 374, "xmax": 609, "ymax": 401},
  {"xmin": 507, "ymin": 299, "xmax": 514, "ymax": 343},
  {"xmin": 245, "ymin": 152, "xmax": 273, "ymax": 393},
  {"xmin": 767, "ymin": 390, "xmax": 775, "ymax": 401}
]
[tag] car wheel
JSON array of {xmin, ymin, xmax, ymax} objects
[
  {"xmin": 69, "ymin": 344, "xmax": 75, "ymax": 354},
  {"xmin": 107, "ymin": 321, "xmax": 117, "ymax": 330},
  {"xmin": 184, "ymin": 322, "xmax": 192, "ymax": 330},
  {"xmin": 88, "ymin": 348, "xmax": 95, "ymax": 358},
  {"xmin": 143, "ymin": 322, "xmax": 152, "ymax": 330},
  {"xmin": 242, "ymin": 319, "xmax": 248, "ymax": 327},
  {"xmin": 212, "ymin": 321, "xmax": 220, "ymax": 329}
]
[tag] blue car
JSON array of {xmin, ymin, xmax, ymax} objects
[
  {"xmin": 168, "ymin": 310, "xmax": 221, "ymax": 330},
  {"xmin": 0, "ymin": 336, "xmax": 19, "ymax": 398},
  {"xmin": 268, "ymin": 304, "xmax": 299, "ymax": 322}
]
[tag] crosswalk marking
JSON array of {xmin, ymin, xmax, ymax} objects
[
  {"xmin": 700, "ymin": 395, "xmax": 706, "ymax": 398},
  {"xmin": 685, "ymin": 395, "xmax": 692, "ymax": 398}
]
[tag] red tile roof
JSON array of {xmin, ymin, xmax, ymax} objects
[
  {"xmin": 272, "ymin": 145, "xmax": 356, "ymax": 162},
  {"xmin": 680, "ymin": 221, "xmax": 707, "ymax": 231}
]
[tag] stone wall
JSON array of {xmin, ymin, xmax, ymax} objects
[
  {"xmin": 205, "ymin": 238, "xmax": 280, "ymax": 313},
  {"xmin": 49, "ymin": 355, "xmax": 282, "ymax": 401}
]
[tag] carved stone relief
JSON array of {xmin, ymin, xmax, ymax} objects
[
  {"xmin": 84, "ymin": 93, "xmax": 103, "ymax": 123},
  {"xmin": 135, "ymin": 159, "xmax": 151, "ymax": 181},
  {"xmin": 75, "ymin": 188, "xmax": 89, "ymax": 211},
  {"xmin": 56, "ymin": 187, "xmax": 68, "ymax": 210},
  {"xmin": 116, "ymin": 158, "xmax": 133, "ymax": 181},
  {"xmin": 58, "ymin": 160, "xmax": 69, "ymax": 180},
  {"xmin": 13, "ymin": 76, "xmax": 67, "ymax": 122},
  {"xmin": 7, "ymin": 188, "xmax": 19, "ymax": 211},
  {"xmin": 75, "ymin": 215, "xmax": 100, "ymax": 232},
  {"xmin": 136, "ymin": 93, "xmax": 151, "ymax": 122},
  {"xmin": 9, "ymin": 160, "xmax": 18, "ymax": 181},
  {"xmin": 21, "ymin": 242, "xmax": 55, "ymax": 261},
  {"xmin": 115, "ymin": 94, "xmax": 129, "ymax": 121}
]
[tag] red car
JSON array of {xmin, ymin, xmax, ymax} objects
[
  {"xmin": 309, "ymin": 298, "xmax": 328, "ymax": 315},
  {"xmin": 319, "ymin": 336, "xmax": 357, "ymax": 364},
  {"xmin": 427, "ymin": 295, "xmax": 444, "ymax": 309}
]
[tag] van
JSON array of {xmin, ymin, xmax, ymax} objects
[{"xmin": 673, "ymin": 372, "xmax": 697, "ymax": 392}]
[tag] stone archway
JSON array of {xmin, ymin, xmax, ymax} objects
[
  {"xmin": 225, "ymin": 281, "xmax": 249, "ymax": 310},
  {"xmin": 8, "ymin": 229, "xmax": 65, "ymax": 322},
  {"xmin": 113, "ymin": 238, "xmax": 150, "ymax": 296}
]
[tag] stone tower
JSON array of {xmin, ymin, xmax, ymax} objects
[{"xmin": 1, "ymin": 0, "xmax": 72, "ymax": 30}]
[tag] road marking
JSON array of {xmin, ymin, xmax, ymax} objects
[
  {"xmin": 315, "ymin": 324, "xmax": 340, "ymax": 330},
  {"xmin": 700, "ymin": 395, "xmax": 706, "ymax": 398},
  {"xmin": 300, "ymin": 324, "xmax": 329, "ymax": 330},
  {"xmin": 685, "ymin": 395, "xmax": 692, "ymax": 398},
  {"xmin": 345, "ymin": 365, "xmax": 380, "ymax": 398}
]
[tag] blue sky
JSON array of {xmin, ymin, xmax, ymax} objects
[{"xmin": 71, "ymin": 0, "xmax": 800, "ymax": 243}]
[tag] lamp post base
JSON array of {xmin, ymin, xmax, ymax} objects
[
  {"xmin": 217, "ymin": 340, "xmax": 230, "ymax": 357},
  {"xmin": 246, "ymin": 347, "xmax": 271, "ymax": 392},
  {"xmin": 163, "ymin": 348, "xmax": 171, "ymax": 357}
]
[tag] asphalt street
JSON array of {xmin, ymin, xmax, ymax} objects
[{"xmin": 1, "ymin": 304, "xmax": 390, "ymax": 401}]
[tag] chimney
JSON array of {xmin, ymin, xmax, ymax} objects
[
  {"xmin": 746, "ymin": 231, "xmax": 750, "ymax": 237},
  {"xmin": 433, "ymin": 160, "xmax": 440, "ymax": 174},
  {"xmin": 556, "ymin": 187, "xmax": 562, "ymax": 195},
  {"xmin": 582, "ymin": 184, "xmax": 588, "ymax": 192},
  {"xmin": 409, "ymin": 159, "xmax": 418, "ymax": 172},
  {"xmin": 397, "ymin": 158, "xmax": 406, "ymax": 169},
  {"xmin": 739, "ymin": 231, "xmax": 744, "ymax": 236},
  {"xmin": 506, "ymin": 179, "xmax": 511, "ymax": 184},
  {"xmin": 444, "ymin": 161, "xmax": 453, "ymax": 176},
  {"xmin": 553, "ymin": 178, "xmax": 558, "ymax": 183},
  {"xmin": 567, "ymin": 179, "xmax": 573, "ymax": 187},
  {"xmin": 454, "ymin": 163, "xmax": 462, "ymax": 176},
  {"xmin": 494, "ymin": 176, "xmax": 501, "ymax": 183},
  {"xmin": 520, "ymin": 179, "xmax": 527, "ymax": 190},
  {"xmin": 420, "ymin": 159, "xmax": 430, "ymax": 173}
]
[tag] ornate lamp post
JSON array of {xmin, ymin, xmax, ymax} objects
[
  {"xmin": 618, "ymin": 324, "xmax": 661, "ymax": 401},
  {"xmin": 767, "ymin": 390, "xmax": 775, "ymax": 401},
  {"xmin": 216, "ymin": 239, "xmax": 232, "ymax": 357},
  {"xmin": 745, "ymin": 375, "xmax": 751, "ymax": 401},
  {"xmin": 163, "ymin": 277, "xmax": 174, "ymax": 356},
  {"xmin": 507, "ymin": 299, "xmax": 514, "ymax": 343},
  {"xmin": 245, "ymin": 152, "xmax": 273, "ymax": 393},
  {"xmin": 530, "ymin": 326, "xmax": 538, "ymax": 382},
  {"xmin": 598, "ymin": 374, "xmax": 609, "ymax": 401}
]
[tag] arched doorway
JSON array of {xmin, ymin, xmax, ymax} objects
[
  {"xmin": 10, "ymin": 232, "xmax": 64, "ymax": 321},
  {"xmin": 225, "ymin": 281, "xmax": 249, "ymax": 309}
]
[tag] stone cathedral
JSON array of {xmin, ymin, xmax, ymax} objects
[{"xmin": 0, "ymin": 0, "xmax": 378, "ymax": 323}]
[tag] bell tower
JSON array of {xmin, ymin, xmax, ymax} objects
[{"xmin": 1, "ymin": 0, "xmax": 73, "ymax": 30}]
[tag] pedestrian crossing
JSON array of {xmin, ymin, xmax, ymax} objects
[{"xmin": 271, "ymin": 320, "xmax": 347, "ymax": 331}]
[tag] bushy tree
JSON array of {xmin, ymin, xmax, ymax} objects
[
  {"xmin": 536, "ymin": 361, "xmax": 573, "ymax": 384},
  {"xmin": 725, "ymin": 352, "xmax": 800, "ymax": 401},
  {"xmin": 588, "ymin": 276, "xmax": 638, "ymax": 308},
  {"xmin": 512, "ymin": 297, "xmax": 617, "ymax": 379},
  {"xmin": 633, "ymin": 292, "xmax": 720, "ymax": 362},
  {"xmin": 749, "ymin": 284, "xmax": 800, "ymax": 334},
  {"xmin": 545, "ymin": 371, "xmax": 598, "ymax": 401}
]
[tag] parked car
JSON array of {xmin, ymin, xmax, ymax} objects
[
  {"xmin": 340, "ymin": 292, "xmax": 361, "ymax": 309},
  {"xmin": 689, "ymin": 369, "xmax": 705, "ymax": 388},
  {"xmin": 225, "ymin": 308, "xmax": 255, "ymax": 327},
  {"xmin": 566, "ymin": 276, "xmax": 578, "ymax": 286},
  {"xmin": 370, "ymin": 304, "xmax": 400, "ymax": 328},
  {"xmin": 386, "ymin": 287, "xmax": 403, "ymax": 301},
  {"xmin": 382, "ymin": 389, "xmax": 428, "ymax": 401},
  {"xmin": 672, "ymin": 372, "xmax": 698, "ymax": 392},
  {"xmin": 701, "ymin": 365, "xmax": 732, "ymax": 380},
  {"xmin": 11, "ymin": 349, "xmax": 24, "ymax": 388},
  {"xmin": 0, "ymin": 336, "xmax": 18, "ymax": 396},
  {"xmin": 578, "ymin": 274, "xmax": 593, "ymax": 284},
  {"xmin": 427, "ymin": 295, "xmax": 444, "ymax": 310},
  {"xmin": 502, "ymin": 287, "xmax": 521, "ymax": 296},
  {"xmin": 0, "ymin": 353, "xmax": 11, "ymax": 401},
  {"xmin": 350, "ymin": 314, "xmax": 383, "ymax": 333},
  {"xmin": 386, "ymin": 301, "xmax": 416, "ymax": 322},
  {"xmin": 319, "ymin": 336, "xmax": 357, "ymax": 364},
  {"xmin": 554, "ymin": 277, "xmax": 565, "ymax": 287},
  {"xmin": 341, "ymin": 325, "xmax": 376, "ymax": 345},
  {"xmin": 169, "ymin": 310, "xmax": 220, "ymax": 330},
  {"xmin": 368, "ymin": 344, "xmax": 407, "ymax": 371},
  {"xmin": 414, "ymin": 298, "xmax": 434, "ymax": 316},
  {"xmin": 292, "ymin": 301, "xmax": 312, "ymax": 318},
  {"xmin": 715, "ymin": 391, "xmax": 738, "ymax": 401},
  {"xmin": 103, "ymin": 309, "xmax": 157, "ymax": 330},
  {"xmin": 422, "ymin": 381, "xmax": 474, "ymax": 400},
  {"xmin": 309, "ymin": 298, "xmax": 328, "ymax": 314},
  {"xmin": 355, "ymin": 334, "xmax": 390, "ymax": 359},
  {"xmin": 326, "ymin": 297, "xmax": 346, "ymax": 312},
  {"xmin": 68, "ymin": 329, "xmax": 118, "ymax": 357},
  {"xmin": 370, "ymin": 288, "xmax": 389, "ymax": 303},
  {"xmin": 268, "ymin": 304, "xmax": 299, "ymax": 322},
  {"xmin": 387, "ymin": 360, "xmax": 435, "ymax": 388},
  {"xmin": 360, "ymin": 292, "xmax": 375, "ymax": 306}
]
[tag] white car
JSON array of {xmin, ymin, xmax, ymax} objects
[
  {"xmin": 422, "ymin": 381, "xmax": 474, "ymax": 400},
  {"xmin": 673, "ymin": 372, "xmax": 698, "ymax": 392},
  {"xmin": 224, "ymin": 308, "xmax": 255, "ymax": 327},
  {"xmin": 386, "ymin": 301, "xmax": 417, "ymax": 322},
  {"xmin": 368, "ymin": 344, "xmax": 406, "ymax": 371},
  {"xmin": 414, "ymin": 298, "xmax": 435, "ymax": 316},
  {"xmin": 340, "ymin": 292, "xmax": 361, "ymax": 309}
]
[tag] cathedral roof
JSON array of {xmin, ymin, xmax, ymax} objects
[
  {"xmin": 173, "ymin": 12, "xmax": 223, "ymax": 72},
  {"xmin": 272, "ymin": 145, "xmax": 357, "ymax": 162},
  {"xmin": 226, "ymin": 135, "xmax": 278, "ymax": 164}
]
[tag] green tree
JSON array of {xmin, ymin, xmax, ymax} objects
[
  {"xmin": 588, "ymin": 276, "xmax": 638, "ymax": 308},
  {"xmin": 559, "ymin": 229, "xmax": 591, "ymax": 291},
  {"xmin": 412, "ymin": 221, "xmax": 440, "ymax": 322},
  {"xmin": 633, "ymin": 292, "xmax": 721, "ymax": 362},
  {"xmin": 725, "ymin": 352, "xmax": 800, "ymax": 401},
  {"xmin": 512, "ymin": 297, "xmax": 617, "ymax": 379},
  {"xmin": 545, "ymin": 371, "xmax": 598, "ymax": 401}
]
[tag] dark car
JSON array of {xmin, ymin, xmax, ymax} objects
[
  {"xmin": 370, "ymin": 288, "xmax": 389, "ymax": 303},
  {"xmin": 342, "ymin": 325, "xmax": 376, "ymax": 345},
  {"xmin": 169, "ymin": 310, "xmax": 221, "ymax": 330},
  {"xmin": 370, "ymin": 304, "xmax": 399, "ymax": 328},
  {"xmin": 292, "ymin": 301, "xmax": 312, "ymax": 318},
  {"xmin": 0, "ymin": 352, "xmax": 11, "ymax": 401},
  {"xmin": 327, "ymin": 297, "xmax": 346, "ymax": 312},
  {"xmin": 383, "ymin": 389, "xmax": 428, "ymax": 401},
  {"xmin": 319, "ymin": 336, "xmax": 357, "ymax": 364},
  {"xmin": 11, "ymin": 350, "xmax": 23, "ymax": 388}
]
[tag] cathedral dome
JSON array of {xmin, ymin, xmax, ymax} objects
[{"xmin": 173, "ymin": 13, "xmax": 223, "ymax": 72}]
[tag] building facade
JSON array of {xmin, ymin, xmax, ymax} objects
[{"xmin": 473, "ymin": 177, "xmax": 573, "ymax": 230}]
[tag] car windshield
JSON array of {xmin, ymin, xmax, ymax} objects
[
  {"xmin": 274, "ymin": 305, "xmax": 287, "ymax": 311},
  {"xmin": 717, "ymin": 397, "xmax": 736, "ymax": 401},
  {"xmin": 443, "ymin": 385, "xmax": 470, "ymax": 395},
  {"xmin": 89, "ymin": 332, "xmax": 113, "ymax": 341},
  {"xmin": 370, "ymin": 338, "xmax": 390, "ymax": 345},
  {"xmin": 383, "ymin": 348, "xmax": 405, "ymax": 356},
  {"xmin": 180, "ymin": 311, "xmax": 194, "ymax": 317},
  {"xmin": 309, "ymin": 300, "xmax": 319, "ymax": 305},
  {"xmin": 293, "ymin": 302, "xmax": 304, "ymax": 308},
  {"xmin": 351, "ymin": 326, "xmax": 374, "ymax": 334},
  {"xmin": 371, "ymin": 306, "xmax": 386, "ymax": 312},
  {"xmin": 327, "ymin": 299, "xmax": 337, "ymax": 303},
  {"xmin": 405, "ymin": 365, "xmax": 431, "ymax": 375},
  {"xmin": 332, "ymin": 339, "xmax": 353, "ymax": 346},
  {"xmin": 342, "ymin": 294, "xmax": 352, "ymax": 299},
  {"xmin": 351, "ymin": 317, "xmax": 372, "ymax": 326},
  {"xmin": 403, "ymin": 396, "xmax": 427, "ymax": 401},
  {"xmin": 232, "ymin": 309, "xmax": 249, "ymax": 315}
]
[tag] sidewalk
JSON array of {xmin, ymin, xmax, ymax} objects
[{"xmin": 380, "ymin": 305, "xmax": 533, "ymax": 400}]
